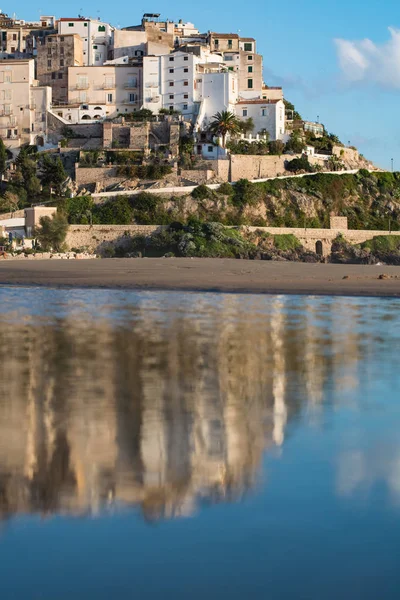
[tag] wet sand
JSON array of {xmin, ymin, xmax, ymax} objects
[{"xmin": 0, "ymin": 258, "xmax": 400, "ymax": 297}]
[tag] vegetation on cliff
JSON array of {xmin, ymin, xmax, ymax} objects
[{"xmin": 61, "ymin": 170, "xmax": 400, "ymax": 231}]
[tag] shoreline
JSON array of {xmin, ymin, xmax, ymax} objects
[{"xmin": 1, "ymin": 258, "xmax": 400, "ymax": 297}]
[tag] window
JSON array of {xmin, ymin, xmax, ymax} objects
[
  {"xmin": 242, "ymin": 109, "xmax": 248, "ymax": 117},
  {"xmin": 183, "ymin": 104, "xmax": 188, "ymax": 110},
  {"xmin": 184, "ymin": 67, "xmax": 188, "ymax": 73},
  {"xmin": 4, "ymin": 73, "xmax": 11, "ymax": 83},
  {"xmin": 129, "ymin": 93, "xmax": 136, "ymax": 102},
  {"xmin": 248, "ymin": 65, "xmax": 253, "ymax": 73},
  {"xmin": 247, "ymin": 55, "xmax": 253, "ymax": 61},
  {"xmin": 47, "ymin": 48, "xmax": 52, "ymax": 55},
  {"xmin": 68, "ymin": 23, "xmax": 74, "ymax": 27},
  {"xmin": 60, "ymin": 59, "xmax": 64, "ymax": 67},
  {"xmin": 60, "ymin": 46, "xmax": 64, "ymax": 55},
  {"xmin": 10, "ymin": 47, "xmax": 15, "ymax": 53},
  {"xmin": 93, "ymin": 45, "xmax": 98, "ymax": 49},
  {"xmin": 228, "ymin": 39, "xmax": 232, "ymax": 49},
  {"xmin": 60, "ymin": 37, "xmax": 64, "ymax": 42},
  {"xmin": 169, "ymin": 56, "xmax": 174, "ymax": 62},
  {"xmin": 169, "ymin": 105, "xmax": 173, "ymax": 110},
  {"xmin": 84, "ymin": 22, "xmax": 88, "ymax": 27},
  {"xmin": 184, "ymin": 94, "xmax": 188, "ymax": 99},
  {"xmin": 98, "ymin": 25, "xmax": 106, "ymax": 32},
  {"xmin": 47, "ymin": 59, "xmax": 51, "ymax": 68},
  {"xmin": 208, "ymin": 146, "xmax": 213, "ymax": 152},
  {"xmin": 169, "ymin": 68, "xmax": 174, "ymax": 73},
  {"xmin": 12, "ymin": 34, "xmax": 17, "ymax": 41},
  {"xmin": 244, "ymin": 42, "xmax": 252, "ymax": 51},
  {"xmin": 261, "ymin": 108, "xmax": 267, "ymax": 116},
  {"xmin": 169, "ymin": 81, "xmax": 174, "ymax": 87},
  {"xmin": 58, "ymin": 73, "xmax": 63, "ymax": 79},
  {"xmin": 214, "ymin": 39, "xmax": 219, "ymax": 46},
  {"xmin": 183, "ymin": 80, "xmax": 188, "ymax": 86},
  {"xmin": 106, "ymin": 94, "xmax": 113, "ymax": 103},
  {"xmin": 169, "ymin": 94, "xmax": 174, "ymax": 100},
  {"xmin": 247, "ymin": 78, "xmax": 253, "ymax": 89},
  {"xmin": 51, "ymin": 72, "xmax": 56, "ymax": 79},
  {"xmin": 184, "ymin": 56, "xmax": 188, "ymax": 61}
]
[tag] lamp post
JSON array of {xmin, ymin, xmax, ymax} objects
[{"xmin": 391, "ymin": 158, "xmax": 394, "ymax": 173}]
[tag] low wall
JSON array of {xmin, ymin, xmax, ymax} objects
[
  {"xmin": 75, "ymin": 165, "xmax": 121, "ymax": 188},
  {"xmin": 66, "ymin": 224, "xmax": 163, "ymax": 252},
  {"xmin": 66, "ymin": 223, "xmax": 400, "ymax": 258},
  {"xmin": 245, "ymin": 226, "xmax": 400, "ymax": 256}
]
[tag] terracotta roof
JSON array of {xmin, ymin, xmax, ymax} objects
[
  {"xmin": 210, "ymin": 33, "xmax": 239, "ymax": 39},
  {"xmin": 237, "ymin": 99, "xmax": 280, "ymax": 104},
  {"xmin": 240, "ymin": 37, "xmax": 255, "ymax": 42},
  {"xmin": 59, "ymin": 18, "xmax": 88, "ymax": 22}
]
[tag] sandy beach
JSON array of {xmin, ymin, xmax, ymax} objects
[{"xmin": 0, "ymin": 258, "xmax": 400, "ymax": 297}]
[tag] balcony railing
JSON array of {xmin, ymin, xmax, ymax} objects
[
  {"xmin": 76, "ymin": 83, "xmax": 89, "ymax": 90},
  {"xmin": 124, "ymin": 82, "xmax": 138, "ymax": 89},
  {"xmin": 102, "ymin": 83, "xmax": 116, "ymax": 89},
  {"xmin": 122, "ymin": 99, "xmax": 137, "ymax": 104}
]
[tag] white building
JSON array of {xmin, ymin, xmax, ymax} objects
[
  {"xmin": 58, "ymin": 18, "xmax": 113, "ymax": 66},
  {"xmin": 142, "ymin": 50, "xmax": 238, "ymax": 130},
  {"xmin": 235, "ymin": 99, "xmax": 286, "ymax": 141},
  {"xmin": 0, "ymin": 59, "xmax": 51, "ymax": 151}
]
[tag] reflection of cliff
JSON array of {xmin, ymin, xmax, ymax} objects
[{"xmin": 0, "ymin": 294, "xmax": 362, "ymax": 521}]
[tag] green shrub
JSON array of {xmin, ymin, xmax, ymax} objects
[
  {"xmin": 192, "ymin": 184, "xmax": 212, "ymax": 200},
  {"xmin": 273, "ymin": 234, "xmax": 302, "ymax": 251},
  {"xmin": 285, "ymin": 156, "xmax": 314, "ymax": 173},
  {"xmin": 361, "ymin": 236, "xmax": 400, "ymax": 253},
  {"xmin": 217, "ymin": 182, "xmax": 234, "ymax": 196}
]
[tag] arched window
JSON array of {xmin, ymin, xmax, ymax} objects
[
  {"xmin": 94, "ymin": 106, "xmax": 102, "ymax": 111},
  {"xmin": 315, "ymin": 241, "xmax": 323, "ymax": 256}
]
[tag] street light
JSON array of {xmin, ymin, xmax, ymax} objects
[{"xmin": 391, "ymin": 158, "xmax": 394, "ymax": 173}]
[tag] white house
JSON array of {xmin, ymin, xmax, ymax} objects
[
  {"xmin": 58, "ymin": 18, "xmax": 113, "ymax": 66},
  {"xmin": 235, "ymin": 99, "xmax": 285, "ymax": 141}
]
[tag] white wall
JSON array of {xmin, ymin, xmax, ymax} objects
[
  {"xmin": 58, "ymin": 19, "xmax": 112, "ymax": 66},
  {"xmin": 235, "ymin": 99, "xmax": 285, "ymax": 140},
  {"xmin": 195, "ymin": 71, "xmax": 239, "ymax": 130}
]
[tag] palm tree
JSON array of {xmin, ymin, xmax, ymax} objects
[{"xmin": 208, "ymin": 111, "xmax": 241, "ymax": 148}]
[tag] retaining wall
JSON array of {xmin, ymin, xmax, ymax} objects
[{"xmin": 66, "ymin": 224, "xmax": 163, "ymax": 252}]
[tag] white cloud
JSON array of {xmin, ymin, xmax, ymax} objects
[{"xmin": 335, "ymin": 27, "xmax": 400, "ymax": 88}]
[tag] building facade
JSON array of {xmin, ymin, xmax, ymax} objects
[
  {"xmin": 0, "ymin": 59, "xmax": 51, "ymax": 151},
  {"xmin": 58, "ymin": 18, "xmax": 113, "ymax": 66},
  {"xmin": 37, "ymin": 34, "xmax": 83, "ymax": 103}
]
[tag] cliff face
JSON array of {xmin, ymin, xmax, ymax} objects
[{"xmin": 136, "ymin": 171, "xmax": 400, "ymax": 230}]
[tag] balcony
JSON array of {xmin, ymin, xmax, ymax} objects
[
  {"xmin": 76, "ymin": 83, "xmax": 89, "ymax": 90},
  {"xmin": 122, "ymin": 99, "xmax": 137, "ymax": 105},
  {"xmin": 124, "ymin": 82, "xmax": 138, "ymax": 89},
  {"xmin": 102, "ymin": 82, "xmax": 116, "ymax": 89},
  {"xmin": 147, "ymin": 96, "xmax": 160, "ymax": 103}
]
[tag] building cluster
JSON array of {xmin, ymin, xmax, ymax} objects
[{"xmin": 0, "ymin": 11, "xmax": 290, "ymax": 154}]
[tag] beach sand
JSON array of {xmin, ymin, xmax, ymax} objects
[{"xmin": 0, "ymin": 258, "xmax": 400, "ymax": 297}]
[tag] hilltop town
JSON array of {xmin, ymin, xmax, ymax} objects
[{"xmin": 2, "ymin": 10, "xmax": 400, "ymax": 264}]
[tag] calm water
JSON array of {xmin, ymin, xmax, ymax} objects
[{"xmin": 0, "ymin": 287, "xmax": 400, "ymax": 599}]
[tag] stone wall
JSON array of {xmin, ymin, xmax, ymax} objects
[
  {"xmin": 66, "ymin": 224, "xmax": 164, "ymax": 253},
  {"xmin": 245, "ymin": 226, "xmax": 400, "ymax": 256},
  {"xmin": 75, "ymin": 166, "xmax": 121, "ymax": 188},
  {"xmin": 230, "ymin": 155, "xmax": 287, "ymax": 181},
  {"xmin": 330, "ymin": 216, "xmax": 348, "ymax": 230},
  {"xmin": 181, "ymin": 169, "xmax": 215, "ymax": 184}
]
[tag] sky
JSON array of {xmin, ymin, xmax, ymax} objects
[{"xmin": 9, "ymin": 0, "xmax": 400, "ymax": 169}]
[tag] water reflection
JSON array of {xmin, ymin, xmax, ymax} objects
[{"xmin": 0, "ymin": 289, "xmax": 398, "ymax": 521}]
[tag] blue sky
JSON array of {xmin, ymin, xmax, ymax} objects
[{"xmin": 10, "ymin": 0, "xmax": 400, "ymax": 168}]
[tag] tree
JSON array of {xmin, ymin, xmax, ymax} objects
[
  {"xmin": 35, "ymin": 212, "xmax": 68, "ymax": 251},
  {"xmin": 283, "ymin": 99, "xmax": 302, "ymax": 121},
  {"xmin": 39, "ymin": 154, "xmax": 67, "ymax": 196},
  {"xmin": 268, "ymin": 140, "xmax": 285, "ymax": 156},
  {"xmin": 208, "ymin": 111, "xmax": 242, "ymax": 148},
  {"xmin": 0, "ymin": 191, "xmax": 20, "ymax": 213},
  {"xmin": 285, "ymin": 131, "xmax": 306, "ymax": 154},
  {"xmin": 239, "ymin": 117, "xmax": 254, "ymax": 135},
  {"xmin": 285, "ymin": 156, "xmax": 314, "ymax": 173},
  {"xmin": 0, "ymin": 139, "xmax": 7, "ymax": 176}
]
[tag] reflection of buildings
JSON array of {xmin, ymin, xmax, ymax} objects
[{"xmin": 0, "ymin": 293, "xmax": 363, "ymax": 521}]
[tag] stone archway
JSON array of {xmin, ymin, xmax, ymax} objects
[{"xmin": 315, "ymin": 240, "xmax": 323, "ymax": 256}]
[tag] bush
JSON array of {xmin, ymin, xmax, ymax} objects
[
  {"xmin": 273, "ymin": 234, "xmax": 302, "ymax": 251},
  {"xmin": 35, "ymin": 212, "xmax": 68, "ymax": 252},
  {"xmin": 285, "ymin": 156, "xmax": 314, "ymax": 173},
  {"xmin": 217, "ymin": 183, "xmax": 234, "ymax": 196},
  {"xmin": 192, "ymin": 184, "xmax": 212, "ymax": 200},
  {"xmin": 361, "ymin": 236, "xmax": 400, "ymax": 253},
  {"xmin": 232, "ymin": 179, "xmax": 261, "ymax": 207}
]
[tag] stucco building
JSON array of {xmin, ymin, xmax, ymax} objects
[
  {"xmin": 37, "ymin": 34, "xmax": 83, "ymax": 104},
  {"xmin": 0, "ymin": 59, "xmax": 51, "ymax": 151},
  {"xmin": 58, "ymin": 18, "xmax": 113, "ymax": 66}
]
